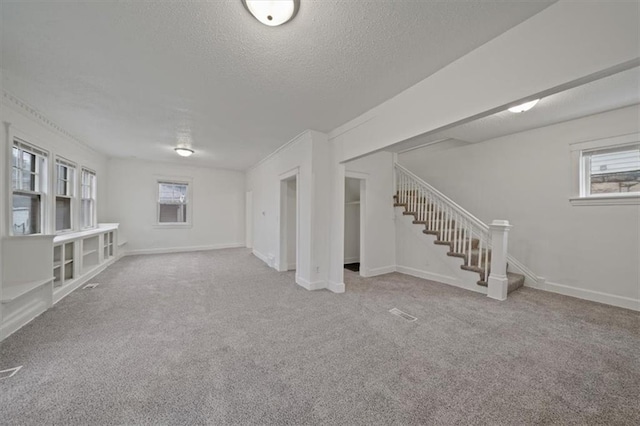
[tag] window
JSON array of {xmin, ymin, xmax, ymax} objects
[
  {"xmin": 81, "ymin": 168, "xmax": 97, "ymax": 229},
  {"xmin": 55, "ymin": 158, "xmax": 76, "ymax": 232},
  {"xmin": 157, "ymin": 181, "xmax": 190, "ymax": 225},
  {"xmin": 12, "ymin": 139, "xmax": 47, "ymax": 235},
  {"xmin": 570, "ymin": 133, "xmax": 640, "ymax": 205}
]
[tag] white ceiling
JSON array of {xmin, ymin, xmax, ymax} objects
[
  {"xmin": 388, "ymin": 66, "xmax": 640, "ymax": 153},
  {"xmin": 0, "ymin": 0, "xmax": 555, "ymax": 170}
]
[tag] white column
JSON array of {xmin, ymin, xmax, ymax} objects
[{"xmin": 487, "ymin": 220, "xmax": 512, "ymax": 301}]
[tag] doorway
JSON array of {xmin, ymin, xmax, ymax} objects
[
  {"xmin": 344, "ymin": 175, "xmax": 365, "ymax": 274},
  {"xmin": 279, "ymin": 174, "xmax": 298, "ymax": 272}
]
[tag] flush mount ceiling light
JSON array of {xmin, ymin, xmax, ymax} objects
[
  {"xmin": 242, "ymin": 0, "xmax": 299, "ymax": 26},
  {"xmin": 175, "ymin": 147, "xmax": 194, "ymax": 157},
  {"xmin": 508, "ymin": 99, "xmax": 540, "ymax": 113}
]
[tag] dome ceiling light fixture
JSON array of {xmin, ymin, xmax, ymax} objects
[
  {"xmin": 175, "ymin": 147, "xmax": 194, "ymax": 157},
  {"xmin": 242, "ymin": 0, "xmax": 300, "ymax": 27},
  {"xmin": 508, "ymin": 99, "xmax": 540, "ymax": 113}
]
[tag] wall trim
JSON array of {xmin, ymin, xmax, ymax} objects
[
  {"xmin": 327, "ymin": 281, "xmax": 345, "ymax": 293},
  {"xmin": 247, "ymin": 130, "xmax": 310, "ymax": 171},
  {"xmin": 395, "ymin": 265, "xmax": 460, "ymax": 287},
  {"xmin": 2, "ymin": 90, "xmax": 104, "ymax": 157},
  {"xmin": 361, "ymin": 265, "xmax": 396, "ymax": 277},
  {"xmin": 125, "ymin": 243, "xmax": 245, "ymax": 256},
  {"xmin": 506, "ymin": 255, "xmax": 539, "ymax": 287},
  {"xmin": 344, "ymin": 257, "xmax": 360, "ymax": 264},
  {"xmin": 525, "ymin": 279, "xmax": 639, "ymax": 312},
  {"xmin": 296, "ymin": 276, "xmax": 325, "ymax": 291}
]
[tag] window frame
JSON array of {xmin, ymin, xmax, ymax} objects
[
  {"xmin": 10, "ymin": 138, "xmax": 49, "ymax": 236},
  {"xmin": 54, "ymin": 157, "xmax": 77, "ymax": 233},
  {"xmin": 154, "ymin": 177, "xmax": 193, "ymax": 228},
  {"xmin": 80, "ymin": 167, "xmax": 98, "ymax": 230},
  {"xmin": 570, "ymin": 133, "xmax": 640, "ymax": 206}
]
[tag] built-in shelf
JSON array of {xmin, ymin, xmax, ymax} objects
[
  {"xmin": 83, "ymin": 249, "xmax": 98, "ymax": 256},
  {"xmin": 345, "ymin": 201, "xmax": 361, "ymax": 205},
  {"xmin": 1, "ymin": 278, "xmax": 54, "ymax": 304}
]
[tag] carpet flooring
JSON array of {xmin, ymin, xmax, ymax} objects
[{"xmin": 1, "ymin": 248, "xmax": 639, "ymax": 425}]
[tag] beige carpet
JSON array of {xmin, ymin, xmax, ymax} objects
[{"xmin": 1, "ymin": 248, "xmax": 639, "ymax": 425}]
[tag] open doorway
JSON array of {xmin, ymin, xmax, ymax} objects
[
  {"xmin": 344, "ymin": 175, "xmax": 365, "ymax": 274},
  {"xmin": 279, "ymin": 174, "xmax": 298, "ymax": 272}
]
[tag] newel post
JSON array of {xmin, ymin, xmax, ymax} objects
[{"xmin": 487, "ymin": 220, "xmax": 512, "ymax": 301}]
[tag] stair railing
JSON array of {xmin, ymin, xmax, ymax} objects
[{"xmin": 394, "ymin": 163, "xmax": 499, "ymax": 286}]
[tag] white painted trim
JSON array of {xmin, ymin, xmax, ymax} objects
[
  {"xmin": 52, "ymin": 257, "xmax": 118, "ymax": 304},
  {"xmin": 2, "ymin": 90, "xmax": 104, "ymax": 157},
  {"xmin": 525, "ymin": 279, "xmax": 639, "ymax": 312},
  {"xmin": 327, "ymin": 281, "xmax": 345, "ymax": 293},
  {"xmin": 125, "ymin": 243, "xmax": 245, "ymax": 256},
  {"xmin": 395, "ymin": 265, "xmax": 460, "ymax": 287},
  {"xmin": 0, "ymin": 296, "xmax": 49, "ymax": 342},
  {"xmin": 252, "ymin": 249, "xmax": 270, "ymax": 265},
  {"xmin": 506, "ymin": 254, "xmax": 539, "ymax": 287},
  {"xmin": 344, "ymin": 257, "xmax": 360, "ymax": 264},
  {"xmin": 288, "ymin": 263, "xmax": 297, "ymax": 271},
  {"xmin": 247, "ymin": 130, "xmax": 309, "ymax": 171},
  {"xmin": 361, "ymin": 265, "xmax": 396, "ymax": 277},
  {"xmin": 569, "ymin": 195, "xmax": 640, "ymax": 206},
  {"xmin": 295, "ymin": 276, "xmax": 325, "ymax": 291}
]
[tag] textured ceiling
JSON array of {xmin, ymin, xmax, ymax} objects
[
  {"xmin": 0, "ymin": 0, "xmax": 555, "ymax": 169},
  {"xmin": 387, "ymin": 66, "xmax": 640, "ymax": 152}
]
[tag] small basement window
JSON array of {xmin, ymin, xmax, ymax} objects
[
  {"xmin": 570, "ymin": 133, "xmax": 640, "ymax": 206},
  {"xmin": 157, "ymin": 180, "xmax": 191, "ymax": 226}
]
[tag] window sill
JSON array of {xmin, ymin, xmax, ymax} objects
[
  {"xmin": 153, "ymin": 223, "xmax": 192, "ymax": 230},
  {"xmin": 570, "ymin": 195, "xmax": 640, "ymax": 206}
]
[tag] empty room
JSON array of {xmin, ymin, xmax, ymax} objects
[{"xmin": 1, "ymin": 1, "xmax": 639, "ymax": 425}]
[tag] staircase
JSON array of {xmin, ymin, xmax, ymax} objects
[{"xmin": 394, "ymin": 163, "xmax": 525, "ymax": 297}]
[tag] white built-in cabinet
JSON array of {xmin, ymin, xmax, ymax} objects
[{"xmin": 1, "ymin": 223, "xmax": 119, "ymax": 341}]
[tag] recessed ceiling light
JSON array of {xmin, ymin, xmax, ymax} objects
[
  {"xmin": 175, "ymin": 147, "xmax": 194, "ymax": 157},
  {"xmin": 242, "ymin": 0, "xmax": 299, "ymax": 27},
  {"xmin": 508, "ymin": 99, "xmax": 540, "ymax": 113}
]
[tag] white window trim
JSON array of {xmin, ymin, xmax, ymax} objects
[
  {"xmin": 54, "ymin": 156, "xmax": 77, "ymax": 234},
  {"xmin": 153, "ymin": 176, "xmax": 193, "ymax": 229},
  {"xmin": 9, "ymin": 131, "xmax": 50, "ymax": 236},
  {"xmin": 569, "ymin": 132, "xmax": 640, "ymax": 206},
  {"xmin": 80, "ymin": 167, "xmax": 98, "ymax": 230}
]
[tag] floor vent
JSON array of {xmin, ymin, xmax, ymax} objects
[
  {"xmin": 389, "ymin": 308, "xmax": 417, "ymax": 322},
  {"xmin": 83, "ymin": 283, "xmax": 100, "ymax": 289},
  {"xmin": 0, "ymin": 366, "xmax": 22, "ymax": 380}
]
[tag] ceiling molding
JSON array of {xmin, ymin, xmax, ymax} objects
[
  {"xmin": 2, "ymin": 90, "xmax": 104, "ymax": 157},
  {"xmin": 247, "ymin": 130, "xmax": 310, "ymax": 172}
]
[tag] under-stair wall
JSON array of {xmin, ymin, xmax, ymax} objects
[{"xmin": 398, "ymin": 105, "xmax": 640, "ymax": 311}]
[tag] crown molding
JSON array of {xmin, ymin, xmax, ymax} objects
[{"xmin": 2, "ymin": 90, "xmax": 104, "ymax": 157}]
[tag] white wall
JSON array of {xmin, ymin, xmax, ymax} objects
[
  {"xmin": 329, "ymin": 1, "xmax": 639, "ymax": 162},
  {"xmin": 246, "ymin": 131, "xmax": 318, "ymax": 289},
  {"xmin": 106, "ymin": 158, "xmax": 245, "ymax": 255},
  {"xmin": 1, "ymin": 94, "xmax": 110, "ymax": 339},
  {"xmin": 398, "ymin": 105, "xmax": 640, "ymax": 310},
  {"xmin": 345, "ymin": 151, "xmax": 396, "ymax": 278},
  {"xmin": 1, "ymin": 96, "xmax": 110, "ymax": 236}
]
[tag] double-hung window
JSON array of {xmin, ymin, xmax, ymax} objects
[
  {"xmin": 157, "ymin": 180, "xmax": 190, "ymax": 225},
  {"xmin": 12, "ymin": 139, "xmax": 48, "ymax": 235},
  {"xmin": 570, "ymin": 133, "xmax": 640, "ymax": 205},
  {"xmin": 55, "ymin": 158, "xmax": 76, "ymax": 232},
  {"xmin": 80, "ymin": 168, "xmax": 97, "ymax": 229}
]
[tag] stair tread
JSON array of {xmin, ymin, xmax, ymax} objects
[{"xmin": 476, "ymin": 272, "xmax": 525, "ymax": 294}]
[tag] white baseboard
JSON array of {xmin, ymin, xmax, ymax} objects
[
  {"xmin": 252, "ymin": 249, "xmax": 269, "ymax": 264},
  {"xmin": 288, "ymin": 263, "xmax": 297, "ymax": 271},
  {"xmin": 361, "ymin": 265, "xmax": 396, "ymax": 277},
  {"xmin": 327, "ymin": 281, "xmax": 345, "ymax": 293},
  {"xmin": 296, "ymin": 276, "xmax": 325, "ymax": 291},
  {"xmin": 527, "ymin": 279, "xmax": 639, "ymax": 311},
  {"xmin": 344, "ymin": 257, "xmax": 360, "ymax": 264},
  {"xmin": 125, "ymin": 243, "xmax": 245, "ymax": 256},
  {"xmin": 53, "ymin": 258, "xmax": 118, "ymax": 305},
  {"xmin": 396, "ymin": 265, "xmax": 457, "ymax": 286}
]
